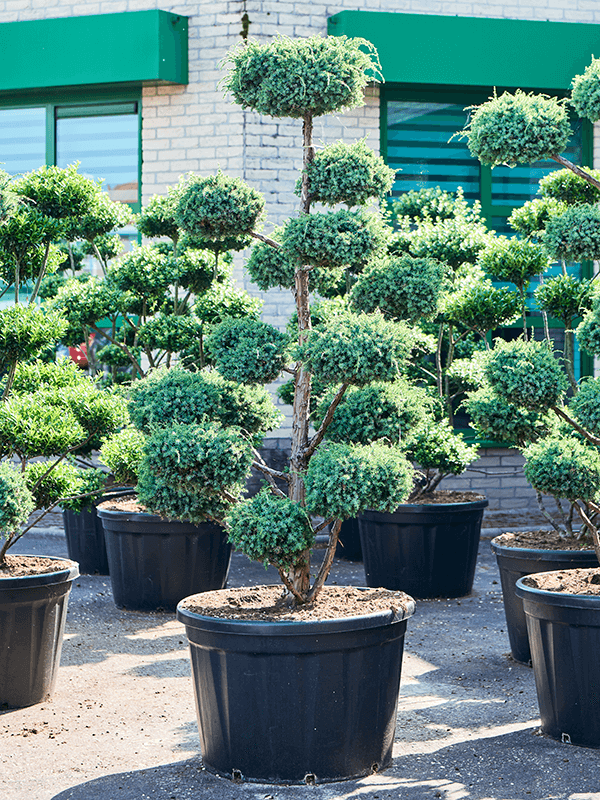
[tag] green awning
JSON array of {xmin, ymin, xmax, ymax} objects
[
  {"xmin": 328, "ymin": 11, "xmax": 600, "ymax": 91},
  {"xmin": 0, "ymin": 10, "xmax": 188, "ymax": 93}
]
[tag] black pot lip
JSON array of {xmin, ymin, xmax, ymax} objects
[
  {"xmin": 362, "ymin": 497, "xmax": 488, "ymax": 515},
  {"xmin": 491, "ymin": 535, "xmax": 597, "ymax": 560},
  {"xmin": 0, "ymin": 555, "xmax": 79, "ymax": 589},
  {"xmin": 97, "ymin": 506, "xmax": 169, "ymax": 524},
  {"xmin": 516, "ymin": 573, "xmax": 600, "ymax": 609},
  {"xmin": 176, "ymin": 586, "xmax": 416, "ymax": 635}
]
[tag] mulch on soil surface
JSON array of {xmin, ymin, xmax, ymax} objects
[{"xmin": 523, "ymin": 567, "xmax": 600, "ymax": 595}]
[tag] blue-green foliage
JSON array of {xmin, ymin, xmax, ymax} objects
[
  {"xmin": 0, "ymin": 464, "xmax": 34, "ymax": 535},
  {"xmin": 142, "ymin": 422, "xmax": 252, "ymax": 497},
  {"xmin": 99, "ymin": 426, "xmax": 146, "ymax": 486},
  {"xmin": 443, "ymin": 281, "xmax": 520, "ymax": 336},
  {"xmin": 534, "ymin": 275, "xmax": 593, "ymax": 326},
  {"xmin": 314, "ymin": 380, "xmax": 432, "ymax": 445},
  {"xmin": 127, "ymin": 367, "xmax": 281, "ymax": 441},
  {"xmin": 577, "ymin": 305, "xmax": 600, "ymax": 355},
  {"xmin": 543, "ymin": 205, "xmax": 600, "ymax": 262},
  {"xmin": 300, "ymin": 311, "xmax": 412, "ymax": 386},
  {"xmin": 136, "ymin": 191, "xmax": 179, "ymax": 241},
  {"xmin": 484, "ymin": 338, "xmax": 567, "ymax": 411},
  {"xmin": 208, "ymin": 317, "xmax": 290, "ymax": 385},
  {"xmin": 350, "ymin": 254, "xmax": 447, "ymax": 323},
  {"xmin": 137, "ymin": 462, "xmax": 232, "ymax": 524},
  {"xmin": 193, "ymin": 281, "xmax": 263, "ymax": 326},
  {"xmin": 461, "ymin": 90, "xmax": 571, "ymax": 167},
  {"xmin": 223, "ymin": 35, "xmax": 380, "ymax": 118},
  {"xmin": 538, "ymin": 168, "xmax": 600, "ymax": 205},
  {"xmin": 282, "ymin": 208, "xmax": 388, "ymax": 269},
  {"xmin": 406, "ymin": 422, "xmax": 478, "ymax": 476},
  {"xmin": 569, "ymin": 378, "xmax": 600, "ymax": 437},
  {"xmin": 571, "ymin": 57, "xmax": 600, "ymax": 122},
  {"xmin": 304, "ymin": 441, "xmax": 414, "ymax": 519},
  {"xmin": 524, "ymin": 437, "xmax": 600, "ymax": 502},
  {"xmin": 175, "ymin": 171, "xmax": 264, "ymax": 240},
  {"xmin": 298, "ymin": 140, "xmax": 395, "ymax": 206},
  {"xmin": 464, "ymin": 387, "xmax": 548, "ymax": 447},
  {"xmin": 227, "ymin": 489, "xmax": 315, "ymax": 569}
]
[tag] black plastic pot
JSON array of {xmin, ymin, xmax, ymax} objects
[
  {"xmin": 97, "ymin": 508, "xmax": 232, "ymax": 612},
  {"xmin": 516, "ymin": 574, "xmax": 600, "ymax": 748},
  {"xmin": 177, "ymin": 592, "xmax": 416, "ymax": 784},
  {"xmin": 358, "ymin": 498, "xmax": 488, "ymax": 598},
  {"xmin": 335, "ymin": 516, "xmax": 363, "ymax": 561},
  {"xmin": 0, "ymin": 557, "xmax": 79, "ymax": 708},
  {"xmin": 63, "ymin": 507, "xmax": 109, "ymax": 575},
  {"xmin": 491, "ymin": 538, "xmax": 598, "ymax": 665}
]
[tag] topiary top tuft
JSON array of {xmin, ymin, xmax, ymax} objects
[
  {"xmin": 223, "ymin": 35, "xmax": 381, "ymax": 118},
  {"xmin": 571, "ymin": 56, "xmax": 600, "ymax": 122}
]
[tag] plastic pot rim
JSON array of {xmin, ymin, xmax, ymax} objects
[
  {"xmin": 362, "ymin": 498, "xmax": 488, "ymax": 516},
  {"xmin": 516, "ymin": 573, "xmax": 600, "ymax": 611},
  {"xmin": 491, "ymin": 536, "xmax": 597, "ymax": 561},
  {"xmin": 0, "ymin": 555, "xmax": 79, "ymax": 589}
]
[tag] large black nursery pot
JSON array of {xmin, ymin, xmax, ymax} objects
[
  {"xmin": 359, "ymin": 497, "xmax": 488, "ymax": 598},
  {"xmin": 97, "ymin": 508, "xmax": 232, "ymax": 612},
  {"xmin": 177, "ymin": 593, "xmax": 416, "ymax": 784},
  {"xmin": 491, "ymin": 538, "xmax": 598, "ymax": 665},
  {"xmin": 335, "ymin": 516, "xmax": 363, "ymax": 561},
  {"xmin": 0, "ymin": 557, "xmax": 79, "ymax": 708},
  {"xmin": 516, "ymin": 573, "xmax": 600, "ymax": 748},
  {"xmin": 63, "ymin": 506, "xmax": 109, "ymax": 575}
]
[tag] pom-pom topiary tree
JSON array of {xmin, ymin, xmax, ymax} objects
[
  {"xmin": 0, "ymin": 167, "xmax": 130, "ymax": 566},
  {"xmin": 103, "ymin": 35, "xmax": 497, "ymax": 606},
  {"xmin": 457, "ymin": 61, "xmax": 600, "ymax": 562}
]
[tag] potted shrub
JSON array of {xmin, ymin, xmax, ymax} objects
[
  {"xmin": 95, "ymin": 35, "xmax": 432, "ymax": 783},
  {"xmin": 459, "ymin": 60, "xmax": 600, "ymax": 746},
  {"xmin": 0, "ymin": 165, "xmax": 129, "ymax": 707}
]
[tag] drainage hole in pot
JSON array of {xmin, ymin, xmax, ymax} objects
[
  {"xmin": 371, "ymin": 763, "xmax": 380, "ymax": 774},
  {"xmin": 232, "ymin": 769, "xmax": 243, "ymax": 782},
  {"xmin": 562, "ymin": 733, "xmax": 571, "ymax": 744},
  {"xmin": 304, "ymin": 774, "xmax": 316, "ymax": 785}
]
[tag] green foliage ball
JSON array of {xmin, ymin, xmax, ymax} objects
[
  {"xmin": 543, "ymin": 205, "xmax": 600, "ymax": 262},
  {"xmin": 477, "ymin": 236, "xmax": 548, "ymax": 288},
  {"xmin": 406, "ymin": 422, "xmax": 477, "ymax": 476},
  {"xmin": 577, "ymin": 307, "xmax": 600, "ymax": 355},
  {"xmin": 463, "ymin": 387, "xmax": 547, "ymax": 447},
  {"xmin": 524, "ymin": 437, "xmax": 600, "ymax": 502},
  {"xmin": 350, "ymin": 254, "xmax": 447, "ymax": 323},
  {"xmin": 571, "ymin": 57, "xmax": 600, "ymax": 122},
  {"xmin": 0, "ymin": 463, "xmax": 34, "ymax": 533},
  {"xmin": 0, "ymin": 393, "xmax": 85, "ymax": 459},
  {"xmin": 64, "ymin": 190, "xmax": 131, "ymax": 242},
  {"xmin": 282, "ymin": 208, "xmax": 388, "ymax": 269},
  {"xmin": 569, "ymin": 378, "xmax": 600, "ymax": 437},
  {"xmin": 314, "ymin": 380, "xmax": 432, "ymax": 445},
  {"xmin": 108, "ymin": 246, "xmax": 176, "ymax": 312},
  {"xmin": 304, "ymin": 441, "xmax": 414, "ymax": 519},
  {"xmin": 59, "ymin": 468, "xmax": 108, "ymax": 513},
  {"xmin": 226, "ymin": 489, "xmax": 314, "ymax": 569},
  {"xmin": 409, "ymin": 216, "xmax": 492, "ymax": 270},
  {"xmin": 508, "ymin": 197, "xmax": 567, "ymax": 239},
  {"xmin": 0, "ymin": 305, "xmax": 68, "ymax": 370},
  {"xmin": 534, "ymin": 275, "xmax": 593, "ymax": 326},
  {"xmin": 137, "ymin": 462, "xmax": 231, "ymax": 524},
  {"xmin": 485, "ymin": 338, "xmax": 567, "ymax": 411},
  {"xmin": 175, "ymin": 171, "xmax": 264, "ymax": 240},
  {"xmin": 137, "ymin": 192, "xmax": 179, "ymax": 241},
  {"xmin": 391, "ymin": 186, "xmax": 484, "ymax": 226},
  {"xmin": 46, "ymin": 277, "xmax": 120, "ymax": 346},
  {"xmin": 100, "ymin": 426, "xmax": 146, "ymax": 486},
  {"xmin": 443, "ymin": 281, "xmax": 520, "ymax": 335},
  {"xmin": 223, "ymin": 35, "xmax": 380, "ymax": 118},
  {"xmin": 9, "ymin": 358, "xmax": 87, "ymax": 394},
  {"xmin": 538, "ymin": 168, "xmax": 600, "ymax": 205},
  {"xmin": 193, "ymin": 280, "xmax": 263, "ymax": 327},
  {"xmin": 462, "ymin": 90, "xmax": 571, "ymax": 167},
  {"xmin": 16, "ymin": 164, "xmax": 98, "ymax": 220},
  {"xmin": 299, "ymin": 140, "xmax": 395, "ymax": 206},
  {"xmin": 24, "ymin": 460, "xmax": 82, "ymax": 510},
  {"xmin": 137, "ymin": 315, "xmax": 202, "ymax": 354},
  {"xmin": 300, "ymin": 311, "xmax": 412, "ymax": 386},
  {"xmin": 208, "ymin": 317, "xmax": 289, "ymax": 385},
  {"xmin": 142, "ymin": 422, "xmax": 252, "ymax": 496}
]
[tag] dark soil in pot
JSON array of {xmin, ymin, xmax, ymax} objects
[
  {"xmin": 0, "ymin": 555, "xmax": 79, "ymax": 708},
  {"xmin": 491, "ymin": 532, "xmax": 598, "ymax": 665},
  {"xmin": 97, "ymin": 499, "xmax": 232, "ymax": 612},
  {"xmin": 359, "ymin": 491, "xmax": 487, "ymax": 599},
  {"xmin": 177, "ymin": 585, "xmax": 415, "ymax": 784},
  {"xmin": 517, "ymin": 568, "xmax": 600, "ymax": 748}
]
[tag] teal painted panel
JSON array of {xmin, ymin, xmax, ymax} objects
[
  {"xmin": 0, "ymin": 11, "xmax": 188, "ymax": 92},
  {"xmin": 328, "ymin": 11, "xmax": 600, "ymax": 90}
]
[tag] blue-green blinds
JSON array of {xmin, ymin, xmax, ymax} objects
[{"xmin": 0, "ymin": 107, "xmax": 45, "ymax": 175}]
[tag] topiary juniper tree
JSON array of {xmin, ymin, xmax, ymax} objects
[
  {"xmin": 457, "ymin": 60, "xmax": 600, "ymax": 562},
  {"xmin": 0, "ymin": 166, "xmax": 129, "ymax": 565}
]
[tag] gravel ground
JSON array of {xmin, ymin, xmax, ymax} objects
[{"xmin": 2, "ymin": 522, "xmax": 600, "ymax": 800}]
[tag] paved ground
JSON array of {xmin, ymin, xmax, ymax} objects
[{"xmin": 2, "ymin": 520, "xmax": 600, "ymax": 800}]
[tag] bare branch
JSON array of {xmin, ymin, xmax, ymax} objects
[
  {"xmin": 306, "ymin": 518, "xmax": 342, "ymax": 603},
  {"xmin": 251, "ymin": 231, "xmax": 281, "ymax": 249},
  {"xmin": 277, "ymin": 566, "xmax": 305, "ymax": 604},
  {"xmin": 306, "ymin": 381, "xmax": 350, "ymax": 458},
  {"xmin": 551, "ymin": 155, "xmax": 600, "ymax": 191},
  {"xmin": 553, "ymin": 405, "xmax": 600, "ymax": 447}
]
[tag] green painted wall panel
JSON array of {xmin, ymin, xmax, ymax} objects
[
  {"xmin": 328, "ymin": 11, "xmax": 600, "ymax": 90},
  {"xmin": 0, "ymin": 11, "xmax": 188, "ymax": 92}
]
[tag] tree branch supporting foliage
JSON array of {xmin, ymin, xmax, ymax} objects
[
  {"xmin": 306, "ymin": 381, "xmax": 351, "ymax": 458},
  {"xmin": 535, "ymin": 489, "xmax": 565, "ymax": 535},
  {"xmin": 306, "ymin": 518, "xmax": 342, "ymax": 603},
  {"xmin": 88, "ymin": 323, "xmax": 146, "ymax": 378},
  {"xmin": 553, "ymin": 405, "xmax": 600, "ymax": 447},
  {"xmin": 573, "ymin": 502, "xmax": 600, "ymax": 564},
  {"xmin": 251, "ymin": 231, "xmax": 281, "ymax": 249},
  {"xmin": 551, "ymin": 154, "xmax": 600, "ymax": 191}
]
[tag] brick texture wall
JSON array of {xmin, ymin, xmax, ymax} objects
[{"xmin": 3, "ymin": 0, "xmax": 598, "ymax": 515}]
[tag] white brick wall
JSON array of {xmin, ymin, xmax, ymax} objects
[{"xmin": 3, "ymin": 0, "xmax": 599, "ymax": 505}]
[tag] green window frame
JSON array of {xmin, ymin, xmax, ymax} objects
[
  {"xmin": 380, "ymin": 83, "xmax": 595, "ymax": 381},
  {"xmin": 0, "ymin": 86, "xmax": 142, "ymax": 212}
]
